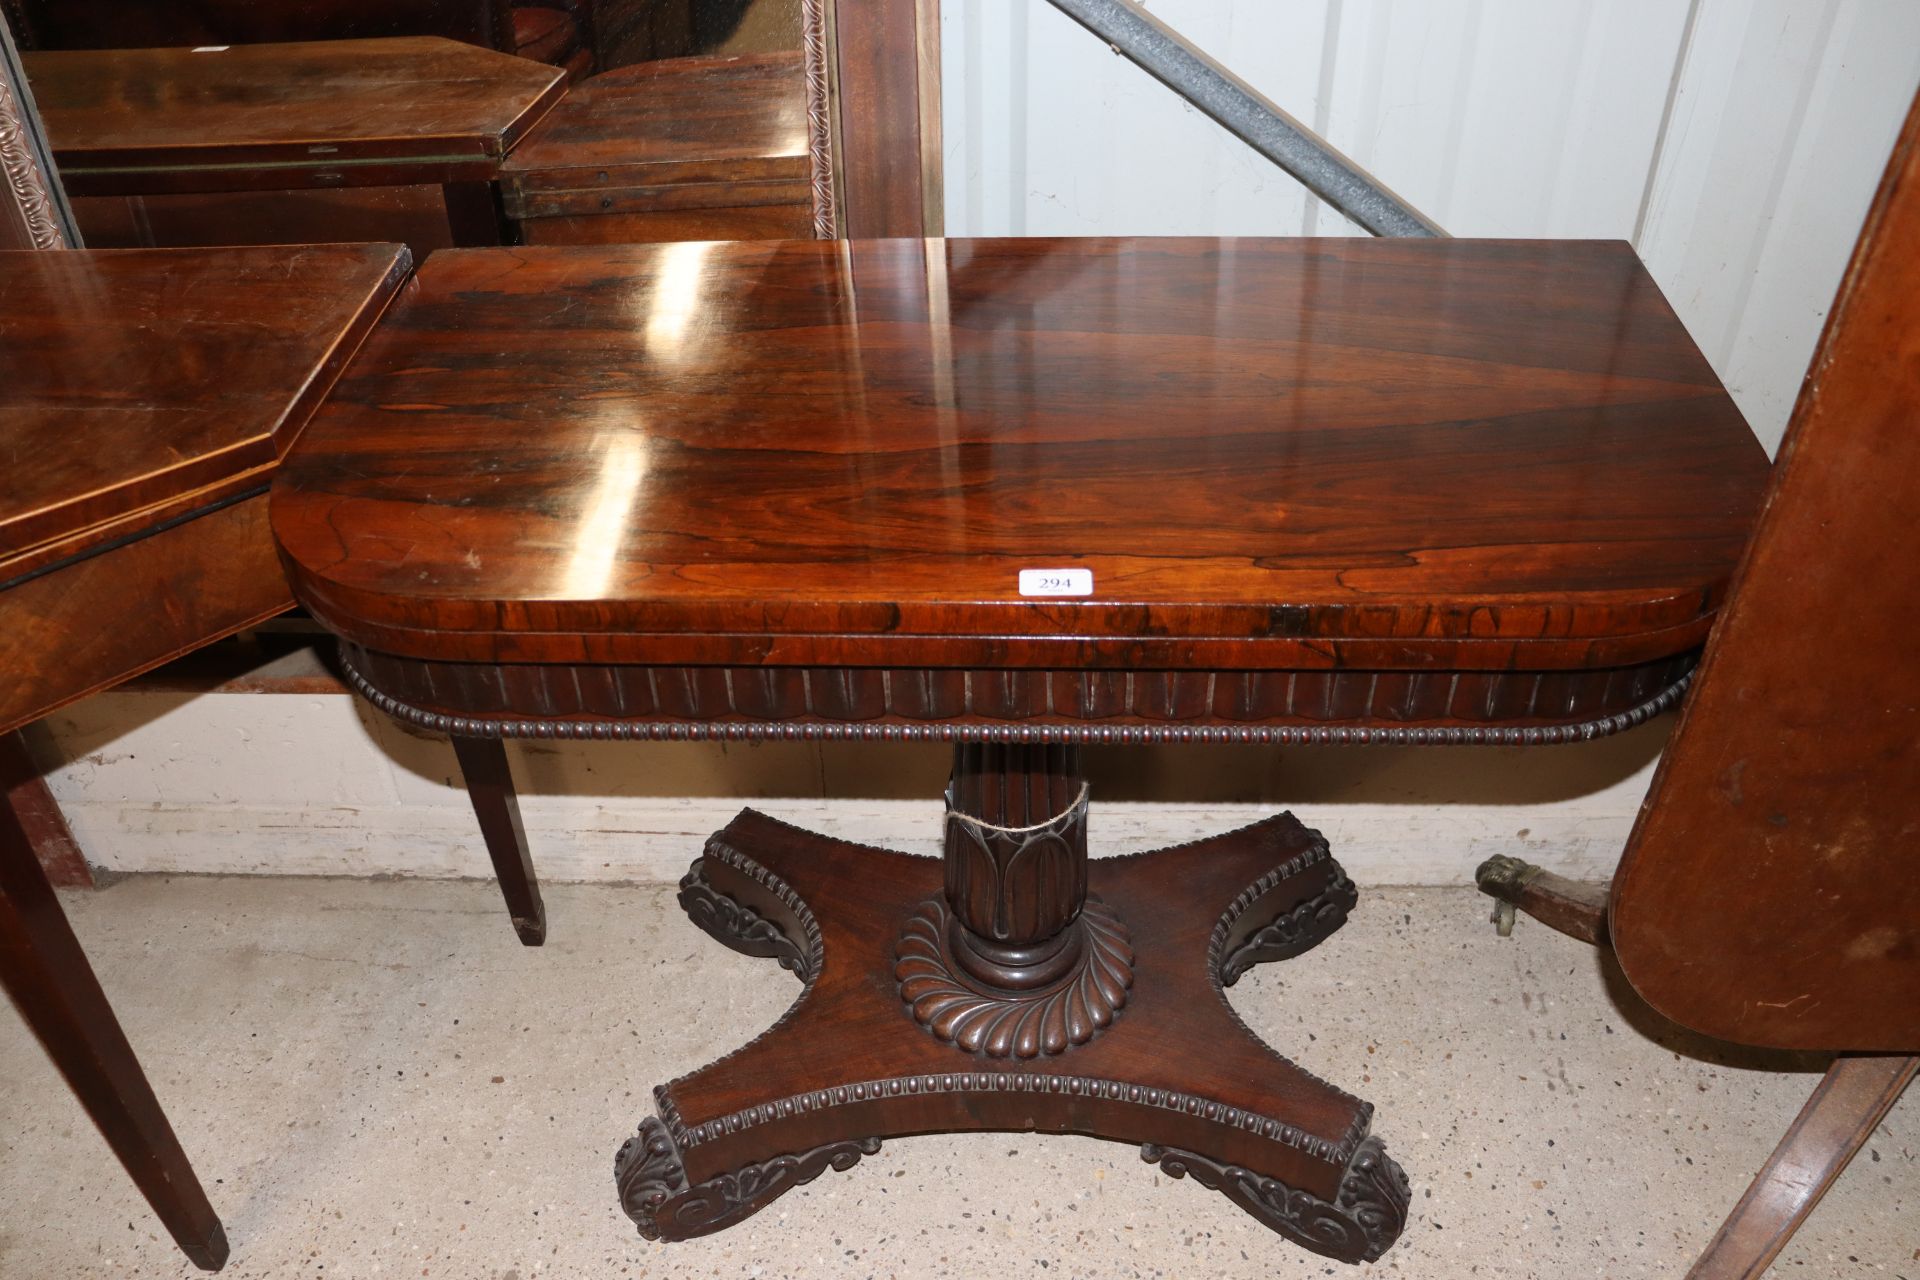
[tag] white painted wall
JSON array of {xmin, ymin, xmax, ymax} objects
[
  {"xmin": 942, "ymin": 0, "xmax": 1920, "ymax": 449},
  {"xmin": 35, "ymin": 689, "xmax": 1668, "ymax": 886},
  {"xmin": 36, "ymin": 2, "xmax": 1920, "ymax": 887}
]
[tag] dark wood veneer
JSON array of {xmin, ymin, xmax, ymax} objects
[
  {"xmin": 1, "ymin": 245, "xmax": 410, "ymax": 736},
  {"xmin": 26, "ymin": 38, "xmax": 562, "ymax": 254},
  {"xmin": 275, "ymin": 236, "xmax": 1767, "ymax": 670},
  {"xmin": 1, "ymin": 245, "xmax": 409, "ymax": 565},
  {"xmin": 500, "ymin": 52, "xmax": 810, "ymax": 242}
]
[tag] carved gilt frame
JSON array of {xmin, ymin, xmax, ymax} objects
[{"xmin": 0, "ymin": 12, "xmax": 72, "ymax": 248}]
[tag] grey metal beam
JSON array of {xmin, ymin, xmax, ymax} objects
[{"xmin": 1042, "ymin": 0, "xmax": 1446, "ymax": 238}]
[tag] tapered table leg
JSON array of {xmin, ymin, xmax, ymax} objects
[
  {"xmin": 1688, "ymin": 1054, "xmax": 1917, "ymax": 1279},
  {"xmin": 0, "ymin": 780, "xmax": 229, "ymax": 1271},
  {"xmin": 2, "ymin": 731, "xmax": 92, "ymax": 888},
  {"xmin": 617, "ymin": 747, "xmax": 1410, "ymax": 1264},
  {"xmin": 452, "ymin": 736, "xmax": 546, "ymax": 946}
]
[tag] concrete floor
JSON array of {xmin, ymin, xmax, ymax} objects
[{"xmin": 1, "ymin": 875, "xmax": 1913, "ymax": 1279}]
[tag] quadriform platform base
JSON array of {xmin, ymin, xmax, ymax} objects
[{"xmin": 617, "ymin": 795, "xmax": 1408, "ymax": 1263}]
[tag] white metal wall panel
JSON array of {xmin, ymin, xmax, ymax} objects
[
  {"xmin": 945, "ymin": 0, "xmax": 1334, "ymax": 236},
  {"xmin": 1637, "ymin": 0, "xmax": 1920, "ymax": 449},
  {"xmin": 943, "ymin": 1, "xmax": 1691, "ymax": 238},
  {"xmin": 942, "ymin": 0, "xmax": 1920, "ymax": 448}
]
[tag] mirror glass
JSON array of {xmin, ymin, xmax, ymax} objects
[{"xmin": 2, "ymin": 0, "xmax": 819, "ymax": 256}]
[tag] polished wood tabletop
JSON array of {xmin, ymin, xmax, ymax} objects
[
  {"xmin": 275, "ymin": 237, "xmax": 1767, "ymax": 675},
  {"xmin": 499, "ymin": 51, "xmax": 811, "ymax": 243},
  {"xmin": 501, "ymin": 52, "xmax": 807, "ymax": 195},
  {"xmin": 1, "ymin": 243, "xmax": 409, "ymax": 734},
  {"xmin": 2, "ymin": 244, "xmax": 409, "ymax": 569},
  {"xmin": 26, "ymin": 38, "xmax": 567, "ymax": 194}
]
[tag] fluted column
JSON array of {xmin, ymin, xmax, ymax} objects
[{"xmin": 942, "ymin": 742, "xmax": 1089, "ymax": 991}]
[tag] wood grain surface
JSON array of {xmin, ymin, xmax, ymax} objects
[
  {"xmin": 1609, "ymin": 90, "xmax": 1920, "ymax": 1052},
  {"xmin": 1, "ymin": 244, "xmax": 410, "ymax": 565},
  {"xmin": 6, "ymin": 0, "xmax": 515, "ymax": 53},
  {"xmin": 1687, "ymin": 1055, "xmax": 1918, "ymax": 1278},
  {"xmin": 0, "ymin": 244, "xmax": 409, "ymax": 735},
  {"xmin": 69, "ymin": 185, "xmax": 461, "ymax": 254},
  {"xmin": 516, "ymin": 203, "xmax": 815, "ymax": 245},
  {"xmin": 26, "ymin": 38, "xmax": 565, "ymax": 193},
  {"xmin": 500, "ymin": 52, "xmax": 807, "ymax": 209},
  {"xmin": 829, "ymin": 0, "xmax": 939, "ymax": 237},
  {"xmin": 274, "ymin": 237, "xmax": 1766, "ymax": 673}
]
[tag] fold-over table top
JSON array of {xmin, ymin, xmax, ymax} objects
[
  {"xmin": 271, "ymin": 237, "xmax": 1770, "ymax": 672},
  {"xmin": 1, "ymin": 243, "xmax": 409, "ymax": 574}
]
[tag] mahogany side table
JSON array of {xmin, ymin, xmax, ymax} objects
[
  {"xmin": 270, "ymin": 236, "xmax": 1771, "ymax": 1263},
  {"xmin": 25, "ymin": 38, "xmax": 566, "ymax": 253},
  {"xmin": 1, "ymin": 242, "xmax": 409, "ymax": 1270}
]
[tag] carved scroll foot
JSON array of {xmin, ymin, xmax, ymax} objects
[
  {"xmin": 678, "ymin": 857, "xmax": 812, "ymax": 979},
  {"xmin": 1143, "ymin": 1135, "xmax": 1410, "ymax": 1262},
  {"xmin": 616, "ymin": 1115, "xmax": 882, "ymax": 1242},
  {"xmin": 620, "ymin": 808, "xmax": 1409, "ymax": 1264},
  {"xmin": 1210, "ymin": 825, "xmax": 1356, "ymax": 986}
]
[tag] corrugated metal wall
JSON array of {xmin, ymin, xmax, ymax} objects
[{"xmin": 941, "ymin": 0, "xmax": 1920, "ymax": 450}]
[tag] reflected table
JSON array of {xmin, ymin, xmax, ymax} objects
[
  {"xmin": 269, "ymin": 236, "xmax": 1770, "ymax": 1263},
  {"xmin": 27, "ymin": 38, "xmax": 566, "ymax": 253}
]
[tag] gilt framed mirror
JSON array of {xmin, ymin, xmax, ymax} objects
[
  {"xmin": 0, "ymin": 0, "xmax": 938, "ymax": 254},
  {"xmin": 0, "ymin": 15, "xmax": 70, "ymax": 247}
]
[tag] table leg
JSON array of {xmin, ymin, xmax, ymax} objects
[
  {"xmin": 1474, "ymin": 854, "xmax": 1609, "ymax": 945},
  {"xmin": 451, "ymin": 736, "xmax": 547, "ymax": 946},
  {"xmin": 0, "ymin": 775, "xmax": 229, "ymax": 1271},
  {"xmin": 2, "ymin": 731, "xmax": 91, "ymax": 887},
  {"xmin": 1687, "ymin": 1053, "xmax": 1917, "ymax": 1279},
  {"xmin": 616, "ymin": 744, "xmax": 1410, "ymax": 1263}
]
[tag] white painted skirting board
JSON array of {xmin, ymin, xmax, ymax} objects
[{"xmin": 32, "ymin": 689, "xmax": 1666, "ymax": 887}]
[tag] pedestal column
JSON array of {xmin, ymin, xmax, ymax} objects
[
  {"xmin": 941, "ymin": 742, "xmax": 1090, "ymax": 992},
  {"xmin": 893, "ymin": 742, "xmax": 1132, "ymax": 1059}
]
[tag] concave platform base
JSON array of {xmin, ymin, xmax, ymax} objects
[{"xmin": 615, "ymin": 808, "xmax": 1411, "ymax": 1263}]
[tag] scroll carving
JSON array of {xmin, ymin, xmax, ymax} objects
[
  {"xmin": 677, "ymin": 858, "xmax": 812, "ymax": 980},
  {"xmin": 0, "ymin": 39, "xmax": 66, "ymax": 250},
  {"xmin": 1140, "ymin": 1135, "xmax": 1411, "ymax": 1263},
  {"xmin": 616, "ymin": 1115, "xmax": 881, "ymax": 1242},
  {"xmin": 1218, "ymin": 871, "xmax": 1358, "ymax": 986}
]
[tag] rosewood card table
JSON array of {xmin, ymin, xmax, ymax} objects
[{"xmin": 269, "ymin": 235, "xmax": 1770, "ymax": 1263}]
